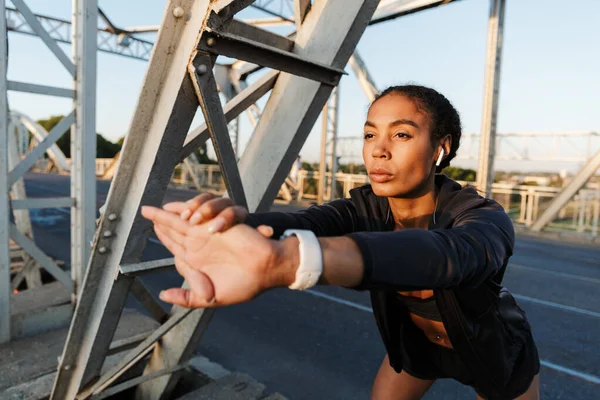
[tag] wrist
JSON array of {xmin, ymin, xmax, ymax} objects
[{"xmin": 271, "ymin": 236, "xmax": 300, "ymax": 288}]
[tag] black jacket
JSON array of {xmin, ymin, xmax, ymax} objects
[{"xmin": 247, "ymin": 175, "xmax": 539, "ymax": 399}]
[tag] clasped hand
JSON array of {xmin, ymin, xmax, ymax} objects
[{"xmin": 141, "ymin": 193, "xmax": 292, "ymax": 309}]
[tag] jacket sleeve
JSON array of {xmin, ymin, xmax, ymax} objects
[
  {"xmin": 245, "ymin": 199, "xmax": 358, "ymax": 238},
  {"xmin": 347, "ymin": 201, "xmax": 515, "ymax": 290}
]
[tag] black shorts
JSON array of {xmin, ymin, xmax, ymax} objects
[{"xmin": 398, "ymin": 322, "xmax": 487, "ymax": 397}]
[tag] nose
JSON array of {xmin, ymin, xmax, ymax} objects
[{"xmin": 372, "ymin": 138, "xmax": 391, "ymax": 159}]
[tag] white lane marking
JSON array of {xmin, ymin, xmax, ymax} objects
[
  {"xmin": 540, "ymin": 360, "xmax": 600, "ymax": 385},
  {"xmin": 148, "ymin": 237, "xmax": 162, "ymax": 245},
  {"xmin": 513, "ymin": 294, "xmax": 600, "ymax": 319},
  {"xmin": 509, "ymin": 263, "xmax": 600, "ymax": 285},
  {"xmin": 305, "ymin": 289, "xmax": 373, "ymax": 313},
  {"xmin": 305, "ymin": 289, "xmax": 600, "ymax": 386}
]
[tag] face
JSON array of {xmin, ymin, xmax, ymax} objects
[{"xmin": 362, "ymin": 94, "xmax": 439, "ymax": 198}]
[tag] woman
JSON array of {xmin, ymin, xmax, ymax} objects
[{"xmin": 142, "ymin": 85, "xmax": 540, "ymax": 399}]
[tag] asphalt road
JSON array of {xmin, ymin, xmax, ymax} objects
[{"xmin": 21, "ymin": 173, "xmax": 600, "ymax": 400}]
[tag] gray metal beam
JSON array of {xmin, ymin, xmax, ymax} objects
[
  {"xmin": 120, "ymin": 258, "xmax": 175, "ymax": 276},
  {"xmin": 476, "ymin": 0, "xmax": 505, "ymax": 198},
  {"xmin": 10, "ymin": 224, "xmax": 73, "ymax": 291},
  {"xmin": 348, "ymin": 50, "xmax": 378, "ymax": 102},
  {"xmin": 71, "ymin": 0, "xmax": 98, "ymax": 297},
  {"xmin": 11, "ymin": 0, "xmax": 75, "ymax": 76},
  {"xmin": 6, "ymin": 7, "xmax": 155, "ymax": 61},
  {"xmin": 130, "ymin": 278, "xmax": 169, "ymax": 324},
  {"xmin": 0, "ymin": 0, "xmax": 11, "ymax": 344},
  {"xmin": 181, "ymin": 69, "xmax": 279, "ymax": 160},
  {"xmin": 531, "ymin": 149, "xmax": 600, "ymax": 232},
  {"xmin": 51, "ymin": 2, "xmax": 214, "ymax": 398},
  {"xmin": 7, "ymin": 81, "xmax": 75, "ymax": 98},
  {"xmin": 190, "ymin": 53, "xmax": 248, "ymax": 208},
  {"xmin": 369, "ymin": 0, "xmax": 461, "ymax": 25},
  {"xmin": 294, "ymin": 0, "xmax": 311, "ymax": 30},
  {"xmin": 198, "ymin": 30, "xmax": 345, "ymax": 86},
  {"xmin": 239, "ymin": 0, "xmax": 380, "ymax": 212},
  {"xmin": 11, "ymin": 197, "xmax": 75, "ymax": 209},
  {"xmin": 8, "ymin": 111, "xmax": 74, "ymax": 186}
]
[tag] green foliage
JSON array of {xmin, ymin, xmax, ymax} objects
[
  {"xmin": 442, "ymin": 166, "xmax": 476, "ymax": 182},
  {"xmin": 193, "ymin": 142, "xmax": 218, "ymax": 165},
  {"xmin": 36, "ymin": 115, "xmax": 121, "ymax": 158}
]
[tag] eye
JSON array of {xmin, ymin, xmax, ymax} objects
[
  {"xmin": 363, "ymin": 133, "xmax": 375, "ymax": 140},
  {"xmin": 394, "ymin": 132, "xmax": 411, "ymax": 139}
]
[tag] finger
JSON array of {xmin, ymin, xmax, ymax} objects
[
  {"xmin": 256, "ymin": 225, "xmax": 274, "ymax": 238},
  {"xmin": 183, "ymin": 193, "xmax": 217, "ymax": 222},
  {"xmin": 162, "ymin": 201, "xmax": 188, "ymax": 214},
  {"xmin": 154, "ymin": 225, "xmax": 185, "ymax": 256},
  {"xmin": 208, "ymin": 206, "xmax": 248, "ymax": 233},
  {"xmin": 190, "ymin": 197, "xmax": 235, "ymax": 225},
  {"xmin": 142, "ymin": 206, "xmax": 190, "ymax": 234}
]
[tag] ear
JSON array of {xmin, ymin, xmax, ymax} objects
[{"xmin": 441, "ymin": 135, "xmax": 452, "ymax": 159}]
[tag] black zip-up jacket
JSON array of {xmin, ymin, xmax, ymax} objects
[{"xmin": 247, "ymin": 175, "xmax": 540, "ymax": 399}]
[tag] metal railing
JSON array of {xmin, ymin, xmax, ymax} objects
[{"xmin": 31, "ymin": 160, "xmax": 600, "ymax": 236}]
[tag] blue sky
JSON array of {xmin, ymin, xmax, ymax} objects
[{"xmin": 5, "ymin": 0, "xmax": 600, "ymax": 173}]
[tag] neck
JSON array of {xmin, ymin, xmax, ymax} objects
[{"xmin": 388, "ymin": 183, "xmax": 438, "ymax": 230}]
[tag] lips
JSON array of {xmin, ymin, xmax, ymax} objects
[{"xmin": 369, "ymin": 168, "xmax": 393, "ymax": 183}]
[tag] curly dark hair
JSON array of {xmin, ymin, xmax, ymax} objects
[{"xmin": 371, "ymin": 85, "xmax": 462, "ymax": 172}]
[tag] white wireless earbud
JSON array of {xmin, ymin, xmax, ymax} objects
[{"xmin": 436, "ymin": 148, "xmax": 445, "ymax": 167}]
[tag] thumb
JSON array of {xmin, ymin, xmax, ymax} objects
[
  {"xmin": 159, "ymin": 288, "xmax": 216, "ymax": 308},
  {"xmin": 257, "ymin": 225, "xmax": 274, "ymax": 238}
]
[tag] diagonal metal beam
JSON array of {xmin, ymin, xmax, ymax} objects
[
  {"xmin": 190, "ymin": 53, "xmax": 248, "ymax": 208},
  {"xmin": 89, "ymin": 362, "xmax": 190, "ymax": 400},
  {"xmin": 531, "ymin": 148, "xmax": 600, "ymax": 232},
  {"xmin": 181, "ymin": 69, "xmax": 279, "ymax": 159},
  {"xmin": 294, "ymin": 0, "xmax": 311, "ymax": 30},
  {"xmin": 130, "ymin": 277, "xmax": 169, "ymax": 324},
  {"xmin": 50, "ymin": 1, "xmax": 213, "ymax": 397},
  {"xmin": 240, "ymin": 0, "xmax": 380, "ymax": 212},
  {"xmin": 138, "ymin": 2, "xmax": 380, "ymax": 400},
  {"xmin": 9, "ymin": 111, "xmax": 75, "ymax": 186},
  {"xmin": 11, "ymin": 0, "xmax": 75, "ymax": 76},
  {"xmin": 77, "ymin": 308, "xmax": 193, "ymax": 399},
  {"xmin": 9, "ymin": 224, "xmax": 73, "ymax": 291}
]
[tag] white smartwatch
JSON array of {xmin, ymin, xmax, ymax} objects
[{"xmin": 280, "ymin": 229, "xmax": 323, "ymax": 290}]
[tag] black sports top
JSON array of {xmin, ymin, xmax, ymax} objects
[{"xmin": 396, "ymin": 293, "xmax": 443, "ymax": 322}]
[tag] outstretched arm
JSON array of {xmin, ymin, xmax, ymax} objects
[{"xmin": 141, "ymin": 205, "xmax": 364, "ymax": 308}]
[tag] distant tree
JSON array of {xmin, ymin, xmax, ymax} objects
[
  {"xmin": 36, "ymin": 115, "xmax": 121, "ymax": 158},
  {"xmin": 442, "ymin": 166, "xmax": 476, "ymax": 182}
]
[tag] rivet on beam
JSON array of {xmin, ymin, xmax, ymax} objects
[{"xmin": 173, "ymin": 6, "xmax": 184, "ymax": 18}]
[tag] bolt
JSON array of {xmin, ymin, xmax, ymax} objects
[
  {"xmin": 173, "ymin": 6, "xmax": 184, "ymax": 18},
  {"xmin": 206, "ymin": 37, "xmax": 216, "ymax": 47},
  {"xmin": 196, "ymin": 64, "xmax": 208, "ymax": 75},
  {"xmin": 103, "ymin": 230, "xmax": 113, "ymax": 238},
  {"xmin": 108, "ymin": 213, "xmax": 117, "ymax": 221},
  {"xmin": 98, "ymin": 246, "xmax": 107, "ymax": 254},
  {"xmin": 63, "ymin": 364, "xmax": 72, "ymax": 371}
]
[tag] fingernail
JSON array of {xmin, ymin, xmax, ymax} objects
[
  {"xmin": 181, "ymin": 209, "xmax": 191, "ymax": 220},
  {"xmin": 190, "ymin": 212, "xmax": 203, "ymax": 225},
  {"xmin": 159, "ymin": 290, "xmax": 166, "ymax": 300},
  {"xmin": 266, "ymin": 226, "xmax": 274, "ymax": 237},
  {"xmin": 206, "ymin": 297, "xmax": 216, "ymax": 305},
  {"xmin": 207, "ymin": 216, "xmax": 225, "ymax": 234}
]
